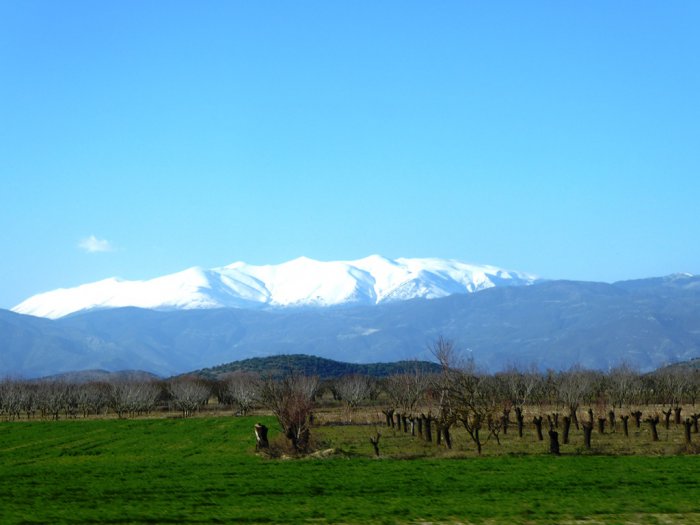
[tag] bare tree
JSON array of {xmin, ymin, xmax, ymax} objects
[
  {"xmin": 557, "ymin": 366, "xmax": 597, "ymax": 430},
  {"xmin": 607, "ymin": 363, "xmax": 641, "ymax": 409},
  {"xmin": 259, "ymin": 373, "xmax": 319, "ymax": 453},
  {"xmin": 499, "ymin": 365, "xmax": 542, "ymax": 437},
  {"xmin": 335, "ymin": 374, "xmax": 373, "ymax": 410},
  {"xmin": 168, "ymin": 377, "xmax": 211, "ymax": 417},
  {"xmin": 221, "ymin": 371, "xmax": 261, "ymax": 415},
  {"xmin": 432, "ymin": 340, "xmax": 501, "ymax": 455},
  {"xmin": 385, "ymin": 367, "xmax": 430, "ymax": 431},
  {"xmin": 110, "ymin": 380, "xmax": 162, "ymax": 418}
]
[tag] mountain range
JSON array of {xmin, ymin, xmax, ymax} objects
[
  {"xmin": 2, "ymin": 262, "xmax": 700, "ymax": 377},
  {"xmin": 11, "ymin": 256, "xmax": 537, "ymax": 319}
]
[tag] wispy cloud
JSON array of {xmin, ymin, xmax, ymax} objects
[{"xmin": 78, "ymin": 235, "xmax": 114, "ymax": 253}]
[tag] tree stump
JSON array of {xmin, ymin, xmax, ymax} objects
[
  {"xmin": 549, "ymin": 429, "xmax": 560, "ymax": 455},
  {"xmin": 597, "ymin": 417, "xmax": 606, "ymax": 435},
  {"xmin": 562, "ymin": 416, "xmax": 571, "ymax": 444},
  {"xmin": 582, "ymin": 422, "xmax": 593, "ymax": 449},
  {"xmin": 645, "ymin": 415, "xmax": 660, "ymax": 442},
  {"xmin": 632, "ymin": 410, "xmax": 642, "ymax": 428},
  {"xmin": 422, "ymin": 414, "xmax": 432, "ymax": 443},
  {"xmin": 515, "ymin": 407, "xmax": 525, "ymax": 438},
  {"xmin": 382, "ymin": 409, "xmax": 394, "ymax": 428},
  {"xmin": 533, "ymin": 416, "xmax": 544, "ymax": 441},
  {"xmin": 684, "ymin": 418, "xmax": 692, "ymax": 445},
  {"xmin": 254, "ymin": 423, "xmax": 269, "ymax": 450},
  {"xmin": 621, "ymin": 415, "xmax": 629, "ymax": 437},
  {"xmin": 662, "ymin": 409, "xmax": 672, "ymax": 430},
  {"xmin": 674, "ymin": 407, "xmax": 682, "ymax": 425}
]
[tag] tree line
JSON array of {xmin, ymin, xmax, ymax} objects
[{"xmin": 2, "ymin": 341, "xmax": 699, "ymax": 456}]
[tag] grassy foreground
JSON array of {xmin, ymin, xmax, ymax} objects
[{"xmin": 1, "ymin": 417, "xmax": 699, "ymax": 524}]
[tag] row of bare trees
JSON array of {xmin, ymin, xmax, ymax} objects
[{"xmin": 0, "ymin": 376, "xmax": 217, "ymax": 420}]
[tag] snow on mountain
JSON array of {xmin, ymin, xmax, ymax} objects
[{"xmin": 12, "ymin": 255, "xmax": 539, "ymax": 319}]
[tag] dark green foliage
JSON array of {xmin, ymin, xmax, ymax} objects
[
  {"xmin": 1, "ymin": 417, "xmax": 699, "ymax": 524},
  {"xmin": 193, "ymin": 354, "xmax": 442, "ymax": 380}
]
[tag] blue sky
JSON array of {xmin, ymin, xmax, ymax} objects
[{"xmin": 1, "ymin": 1, "xmax": 699, "ymax": 308}]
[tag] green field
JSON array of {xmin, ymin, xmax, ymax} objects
[{"xmin": 1, "ymin": 416, "xmax": 699, "ymax": 524}]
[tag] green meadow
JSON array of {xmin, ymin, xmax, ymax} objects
[{"xmin": 1, "ymin": 416, "xmax": 699, "ymax": 524}]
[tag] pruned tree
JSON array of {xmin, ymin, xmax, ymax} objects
[
  {"xmin": 499, "ymin": 365, "xmax": 542, "ymax": 438},
  {"xmin": 385, "ymin": 366, "xmax": 430, "ymax": 431},
  {"xmin": 432, "ymin": 340, "xmax": 501, "ymax": 455},
  {"xmin": 259, "ymin": 373, "xmax": 319, "ymax": 453}
]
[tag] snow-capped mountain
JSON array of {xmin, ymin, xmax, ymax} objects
[{"xmin": 12, "ymin": 255, "xmax": 539, "ymax": 319}]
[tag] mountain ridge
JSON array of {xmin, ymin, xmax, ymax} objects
[
  {"xmin": 2, "ymin": 274, "xmax": 700, "ymax": 378},
  {"xmin": 12, "ymin": 255, "xmax": 538, "ymax": 319}
]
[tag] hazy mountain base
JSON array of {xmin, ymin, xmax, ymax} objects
[{"xmin": 2, "ymin": 276, "xmax": 700, "ymax": 377}]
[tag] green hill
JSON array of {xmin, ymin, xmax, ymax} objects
[{"xmin": 191, "ymin": 354, "xmax": 441, "ymax": 379}]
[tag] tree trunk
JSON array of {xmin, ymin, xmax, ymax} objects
[
  {"xmin": 549, "ymin": 429, "xmax": 560, "ymax": 455},
  {"xmin": 587, "ymin": 408, "xmax": 594, "ymax": 425},
  {"xmin": 562, "ymin": 416, "xmax": 571, "ymax": 444},
  {"xmin": 533, "ymin": 416, "xmax": 544, "ymax": 441},
  {"xmin": 582, "ymin": 422, "xmax": 593, "ymax": 449},
  {"xmin": 502, "ymin": 408, "xmax": 510, "ymax": 435},
  {"xmin": 692, "ymin": 414, "xmax": 699, "ymax": 433},
  {"xmin": 423, "ymin": 415, "xmax": 432, "ymax": 443},
  {"xmin": 410, "ymin": 417, "xmax": 416, "ymax": 436},
  {"xmin": 436, "ymin": 424, "xmax": 442, "ymax": 445},
  {"xmin": 552, "ymin": 412, "xmax": 559, "ymax": 428},
  {"xmin": 571, "ymin": 407, "xmax": 579, "ymax": 430},
  {"xmin": 383, "ymin": 409, "xmax": 394, "ymax": 428},
  {"xmin": 684, "ymin": 418, "xmax": 692, "ymax": 445},
  {"xmin": 402, "ymin": 414, "xmax": 408, "ymax": 433},
  {"xmin": 632, "ymin": 410, "xmax": 642, "ymax": 428},
  {"xmin": 395, "ymin": 412, "xmax": 402, "ymax": 429},
  {"xmin": 254, "ymin": 423, "xmax": 269, "ymax": 450},
  {"xmin": 662, "ymin": 409, "xmax": 672, "ymax": 430},
  {"xmin": 417, "ymin": 416, "xmax": 423, "ymax": 438},
  {"xmin": 621, "ymin": 415, "xmax": 629, "ymax": 437},
  {"xmin": 674, "ymin": 407, "xmax": 682, "ymax": 425},
  {"xmin": 608, "ymin": 409, "xmax": 616, "ymax": 432},
  {"xmin": 444, "ymin": 424, "xmax": 452, "ymax": 449},
  {"xmin": 645, "ymin": 416, "xmax": 660, "ymax": 442},
  {"xmin": 515, "ymin": 407, "xmax": 525, "ymax": 438},
  {"xmin": 597, "ymin": 418, "xmax": 606, "ymax": 435}
]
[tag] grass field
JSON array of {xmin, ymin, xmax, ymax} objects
[{"xmin": 1, "ymin": 416, "xmax": 699, "ymax": 524}]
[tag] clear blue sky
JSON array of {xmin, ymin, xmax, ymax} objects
[{"xmin": 1, "ymin": 1, "xmax": 699, "ymax": 308}]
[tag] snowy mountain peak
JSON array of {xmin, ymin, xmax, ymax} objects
[{"xmin": 12, "ymin": 256, "xmax": 540, "ymax": 319}]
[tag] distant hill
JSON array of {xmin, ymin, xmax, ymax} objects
[
  {"xmin": 191, "ymin": 354, "xmax": 442, "ymax": 380},
  {"xmin": 40, "ymin": 369, "xmax": 161, "ymax": 383},
  {"xmin": 656, "ymin": 357, "xmax": 700, "ymax": 373}
]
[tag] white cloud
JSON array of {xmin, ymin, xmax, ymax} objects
[{"xmin": 78, "ymin": 235, "xmax": 114, "ymax": 253}]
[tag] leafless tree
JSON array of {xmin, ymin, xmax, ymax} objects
[
  {"xmin": 432, "ymin": 340, "xmax": 501, "ymax": 455},
  {"xmin": 221, "ymin": 371, "xmax": 261, "ymax": 415},
  {"xmin": 607, "ymin": 363, "xmax": 641, "ymax": 409},
  {"xmin": 499, "ymin": 365, "xmax": 542, "ymax": 437},
  {"xmin": 335, "ymin": 374, "xmax": 373, "ymax": 410},
  {"xmin": 168, "ymin": 377, "xmax": 211, "ymax": 417},
  {"xmin": 556, "ymin": 366, "xmax": 597, "ymax": 430},
  {"xmin": 259, "ymin": 373, "xmax": 319, "ymax": 453},
  {"xmin": 110, "ymin": 380, "xmax": 163, "ymax": 418},
  {"xmin": 385, "ymin": 367, "xmax": 430, "ymax": 432}
]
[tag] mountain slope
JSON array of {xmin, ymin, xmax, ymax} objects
[
  {"xmin": 2, "ymin": 275, "xmax": 699, "ymax": 377},
  {"xmin": 12, "ymin": 256, "xmax": 537, "ymax": 319}
]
